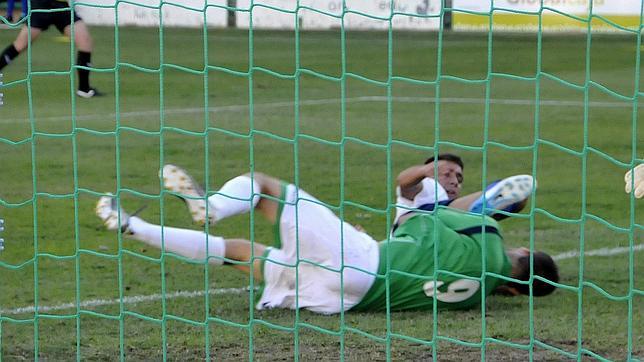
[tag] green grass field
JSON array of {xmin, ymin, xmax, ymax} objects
[{"xmin": 0, "ymin": 25, "xmax": 642, "ymax": 360}]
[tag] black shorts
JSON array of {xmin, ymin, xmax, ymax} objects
[{"xmin": 30, "ymin": 0, "xmax": 82, "ymax": 33}]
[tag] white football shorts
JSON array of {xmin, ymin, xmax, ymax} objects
[{"xmin": 257, "ymin": 184, "xmax": 380, "ymax": 314}]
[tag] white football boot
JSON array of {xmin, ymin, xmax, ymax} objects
[
  {"xmin": 161, "ymin": 164, "xmax": 214, "ymax": 225},
  {"xmin": 469, "ymin": 175, "xmax": 535, "ymax": 217},
  {"xmin": 95, "ymin": 195, "xmax": 132, "ymax": 234}
]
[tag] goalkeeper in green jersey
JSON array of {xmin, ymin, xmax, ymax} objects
[{"xmin": 96, "ymin": 165, "xmax": 559, "ymax": 314}]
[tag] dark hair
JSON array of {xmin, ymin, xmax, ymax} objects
[
  {"xmin": 425, "ymin": 153, "xmax": 464, "ymax": 170},
  {"xmin": 508, "ymin": 251, "xmax": 559, "ymax": 297}
]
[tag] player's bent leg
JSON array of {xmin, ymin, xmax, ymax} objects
[
  {"xmin": 206, "ymin": 172, "xmax": 273, "ymax": 222},
  {"xmin": 161, "ymin": 165, "xmax": 281, "ymax": 225},
  {"xmin": 161, "ymin": 164, "xmax": 213, "ymax": 225},
  {"xmin": 224, "ymin": 238, "xmax": 267, "ymax": 281},
  {"xmin": 20, "ymin": 0, "xmax": 28, "ymax": 19},
  {"xmin": 468, "ymin": 175, "xmax": 535, "ymax": 218},
  {"xmin": 242, "ymin": 172, "xmax": 283, "ymax": 224},
  {"xmin": 0, "ymin": 26, "xmax": 40, "ymax": 70},
  {"xmin": 6, "ymin": 0, "xmax": 16, "ymax": 22},
  {"xmin": 65, "ymin": 21, "xmax": 104, "ymax": 98},
  {"xmin": 65, "ymin": 20, "xmax": 93, "ymax": 52},
  {"xmin": 12, "ymin": 26, "xmax": 42, "ymax": 52}
]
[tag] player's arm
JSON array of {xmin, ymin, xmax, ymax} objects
[
  {"xmin": 625, "ymin": 163, "xmax": 644, "ymax": 199},
  {"xmin": 397, "ymin": 163, "xmax": 436, "ymax": 200}
]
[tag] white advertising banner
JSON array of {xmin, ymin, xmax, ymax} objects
[
  {"xmin": 75, "ymin": 0, "xmax": 228, "ymax": 27},
  {"xmin": 235, "ymin": 0, "xmax": 443, "ymax": 30},
  {"xmin": 75, "ymin": 0, "xmax": 642, "ymax": 30}
]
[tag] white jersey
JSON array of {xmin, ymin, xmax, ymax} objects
[
  {"xmin": 257, "ymin": 184, "xmax": 380, "ymax": 314},
  {"xmin": 393, "ymin": 177, "xmax": 449, "ymax": 225}
]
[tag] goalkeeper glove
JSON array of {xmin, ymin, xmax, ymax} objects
[{"xmin": 625, "ymin": 163, "xmax": 644, "ymax": 199}]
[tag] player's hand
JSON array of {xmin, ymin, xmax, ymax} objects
[
  {"xmin": 424, "ymin": 160, "xmax": 448, "ymax": 178},
  {"xmin": 625, "ymin": 163, "xmax": 644, "ymax": 198}
]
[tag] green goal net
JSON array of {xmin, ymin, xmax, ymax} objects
[{"xmin": 0, "ymin": 0, "xmax": 642, "ymax": 360}]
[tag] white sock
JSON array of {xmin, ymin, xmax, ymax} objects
[
  {"xmin": 207, "ymin": 175, "xmax": 260, "ymax": 222},
  {"xmin": 127, "ymin": 217, "xmax": 226, "ymax": 265}
]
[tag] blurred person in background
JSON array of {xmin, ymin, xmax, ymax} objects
[{"xmin": 0, "ymin": 0, "xmax": 101, "ymax": 97}]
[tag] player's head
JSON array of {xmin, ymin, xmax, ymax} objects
[
  {"xmin": 502, "ymin": 247, "xmax": 559, "ymax": 297},
  {"xmin": 425, "ymin": 153, "xmax": 464, "ymax": 169},
  {"xmin": 424, "ymin": 153, "xmax": 464, "ymax": 199}
]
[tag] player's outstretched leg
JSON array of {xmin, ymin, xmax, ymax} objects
[
  {"xmin": 96, "ymin": 193, "xmax": 270, "ymax": 280},
  {"xmin": 95, "ymin": 194, "xmax": 226, "ymax": 264},
  {"xmin": 468, "ymin": 175, "xmax": 535, "ymax": 219}
]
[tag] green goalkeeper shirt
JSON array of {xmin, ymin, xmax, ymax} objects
[{"xmin": 352, "ymin": 208, "xmax": 512, "ymax": 311}]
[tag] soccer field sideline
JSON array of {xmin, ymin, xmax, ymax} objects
[
  {"xmin": 2, "ymin": 243, "xmax": 641, "ymax": 316},
  {"xmin": 1, "ymin": 95, "xmax": 641, "ymax": 125}
]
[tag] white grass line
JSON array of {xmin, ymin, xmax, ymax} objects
[
  {"xmin": 1, "ymin": 244, "xmax": 642, "ymax": 316},
  {"xmin": 552, "ymin": 243, "xmax": 644, "ymax": 261},
  {"xmin": 0, "ymin": 287, "xmax": 252, "ymax": 316},
  {"xmin": 0, "ymin": 96, "xmax": 639, "ymax": 125}
]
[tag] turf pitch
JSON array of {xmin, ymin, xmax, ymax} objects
[{"xmin": 0, "ymin": 26, "xmax": 642, "ymax": 360}]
